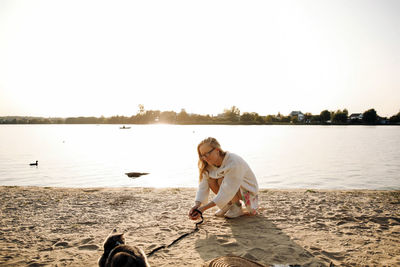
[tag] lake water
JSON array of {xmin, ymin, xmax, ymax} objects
[{"xmin": 0, "ymin": 124, "xmax": 399, "ymax": 190}]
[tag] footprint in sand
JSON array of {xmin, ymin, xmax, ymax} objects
[
  {"xmin": 74, "ymin": 237, "xmax": 98, "ymax": 250},
  {"xmin": 245, "ymin": 248, "xmax": 267, "ymax": 260},
  {"xmin": 216, "ymin": 234, "xmax": 231, "ymax": 239},
  {"xmin": 78, "ymin": 244, "xmax": 99, "ymax": 250},
  {"xmin": 321, "ymin": 250, "xmax": 345, "ymax": 261},
  {"xmin": 148, "ymin": 244, "xmax": 158, "ymax": 250},
  {"xmin": 27, "ymin": 262, "xmax": 46, "ymax": 267},
  {"xmin": 309, "ymin": 246, "xmax": 322, "ymax": 256},
  {"xmin": 241, "ymin": 251, "xmax": 259, "ymax": 261},
  {"xmin": 78, "ymin": 238, "xmax": 94, "ymax": 245},
  {"xmin": 221, "ymin": 241, "xmax": 239, "ymax": 247},
  {"xmin": 39, "ymin": 247, "xmax": 53, "ymax": 252},
  {"xmin": 54, "ymin": 241, "xmax": 70, "ymax": 248},
  {"xmin": 60, "ymin": 258, "xmax": 74, "ymax": 263}
]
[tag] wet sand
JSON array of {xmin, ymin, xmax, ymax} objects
[{"xmin": 0, "ymin": 186, "xmax": 399, "ymax": 266}]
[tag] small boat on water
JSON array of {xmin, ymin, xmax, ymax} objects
[
  {"xmin": 120, "ymin": 126, "xmax": 131, "ymax": 129},
  {"xmin": 30, "ymin": 160, "xmax": 38, "ymax": 166}
]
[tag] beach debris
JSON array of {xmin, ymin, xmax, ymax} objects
[
  {"xmin": 305, "ymin": 189, "xmax": 317, "ymax": 193},
  {"xmin": 125, "ymin": 172, "xmax": 149, "ymax": 178}
]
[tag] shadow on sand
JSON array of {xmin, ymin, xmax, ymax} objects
[{"xmin": 194, "ymin": 215, "xmax": 327, "ymax": 267}]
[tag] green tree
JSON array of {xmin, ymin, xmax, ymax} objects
[
  {"xmin": 304, "ymin": 112, "xmax": 312, "ymax": 123},
  {"xmin": 108, "ymin": 115, "xmax": 128, "ymax": 124},
  {"xmin": 240, "ymin": 112, "xmax": 264, "ymax": 124},
  {"xmin": 265, "ymin": 115, "xmax": 275, "ymax": 123},
  {"xmin": 145, "ymin": 110, "xmax": 160, "ymax": 123},
  {"xmin": 389, "ymin": 111, "xmax": 400, "ymax": 124},
  {"xmin": 332, "ymin": 109, "xmax": 348, "ymax": 124},
  {"xmin": 256, "ymin": 114, "xmax": 265, "ymax": 124},
  {"xmin": 311, "ymin": 115, "xmax": 320, "ymax": 123},
  {"xmin": 160, "ymin": 111, "xmax": 176, "ymax": 124},
  {"xmin": 363, "ymin": 109, "xmax": 377, "ymax": 124},
  {"xmin": 240, "ymin": 112, "xmax": 254, "ymax": 122},
  {"xmin": 177, "ymin": 109, "xmax": 190, "ymax": 123},
  {"xmin": 223, "ymin": 106, "xmax": 241, "ymax": 122},
  {"xmin": 280, "ymin": 115, "xmax": 290, "ymax": 123},
  {"xmin": 320, "ymin": 110, "xmax": 331, "ymax": 123}
]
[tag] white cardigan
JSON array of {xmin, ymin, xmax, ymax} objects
[{"xmin": 195, "ymin": 152, "xmax": 259, "ymax": 209}]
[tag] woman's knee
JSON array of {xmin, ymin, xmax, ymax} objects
[{"xmin": 208, "ymin": 178, "xmax": 224, "ymax": 194}]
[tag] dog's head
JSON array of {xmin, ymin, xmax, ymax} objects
[
  {"xmin": 103, "ymin": 229, "xmax": 125, "ymax": 253},
  {"xmin": 99, "ymin": 229, "xmax": 150, "ymax": 267}
]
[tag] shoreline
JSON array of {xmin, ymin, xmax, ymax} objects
[
  {"xmin": 1, "ymin": 186, "xmax": 399, "ymax": 266},
  {"xmin": 2, "ymin": 185, "xmax": 399, "ymax": 191}
]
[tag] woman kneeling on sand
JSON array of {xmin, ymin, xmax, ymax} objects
[{"xmin": 189, "ymin": 137, "xmax": 259, "ymax": 219}]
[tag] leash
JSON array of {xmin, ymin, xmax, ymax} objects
[{"xmin": 147, "ymin": 209, "xmax": 204, "ymax": 257}]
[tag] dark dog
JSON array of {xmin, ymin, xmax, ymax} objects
[{"xmin": 99, "ymin": 229, "xmax": 150, "ymax": 267}]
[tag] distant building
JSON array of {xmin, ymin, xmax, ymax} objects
[
  {"xmin": 289, "ymin": 111, "xmax": 304, "ymax": 121},
  {"xmin": 349, "ymin": 113, "xmax": 363, "ymax": 121}
]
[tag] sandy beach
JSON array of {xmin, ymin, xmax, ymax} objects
[{"xmin": 0, "ymin": 186, "xmax": 399, "ymax": 266}]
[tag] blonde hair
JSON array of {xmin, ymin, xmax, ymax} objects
[{"xmin": 197, "ymin": 137, "xmax": 225, "ymax": 182}]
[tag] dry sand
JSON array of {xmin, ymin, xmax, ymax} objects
[{"xmin": 0, "ymin": 186, "xmax": 399, "ymax": 267}]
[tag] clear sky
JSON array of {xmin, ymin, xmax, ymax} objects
[{"xmin": 1, "ymin": 0, "xmax": 399, "ymax": 118}]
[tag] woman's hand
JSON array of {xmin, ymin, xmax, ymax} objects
[
  {"xmin": 188, "ymin": 204, "xmax": 201, "ymax": 220},
  {"xmin": 189, "ymin": 201, "xmax": 217, "ymax": 220}
]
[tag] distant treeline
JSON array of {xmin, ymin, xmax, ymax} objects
[{"xmin": 1, "ymin": 107, "xmax": 400, "ymax": 125}]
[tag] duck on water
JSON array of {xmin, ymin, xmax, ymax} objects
[{"xmin": 120, "ymin": 125, "xmax": 131, "ymax": 129}]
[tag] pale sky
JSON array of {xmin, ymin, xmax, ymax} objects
[{"xmin": 0, "ymin": 0, "xmax": 399, "ymax": 118}]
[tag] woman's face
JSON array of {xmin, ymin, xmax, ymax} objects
[{"xmin": 199, "ymin": 144, "xmax": 220, "ymax": 166}]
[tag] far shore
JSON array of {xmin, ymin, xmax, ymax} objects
[
  {"xmin": 1, "ymin": 122, "xmax": 400, "ymax": 126},
  {"xmin": 1, "ymin": 186, "xmax": 399, "ymax": 266}
]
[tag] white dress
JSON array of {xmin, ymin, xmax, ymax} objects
[{"xmin": 195, "ymin": 152, "xmax": 259, "ymax": 214}]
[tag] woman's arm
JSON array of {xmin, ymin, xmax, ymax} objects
[
  {"xmin": 195, "ymin": 174, "xmax": 210, "ymax": 204},
  {"xmin": 199, "ymin": 201, "xmax": 216, "ymax": 213},
  {"xmin": 189, "ymin": 200, "xmax": 216, "ymax": 220}
]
